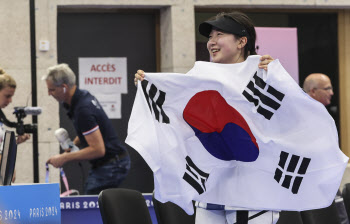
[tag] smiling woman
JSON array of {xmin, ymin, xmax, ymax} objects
[
  {"xmin": 134, "ymin": 11, "xmax": 277, "ymax": 224},
  {"xmin": 200, "ymin": 12, "xmax": 257, "ymax": 64}
]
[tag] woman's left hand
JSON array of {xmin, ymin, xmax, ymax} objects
[{"xmin": 258, "ymin": 55, "xmax": 274, "ymax": 71}]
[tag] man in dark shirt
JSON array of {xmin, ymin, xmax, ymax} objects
[{"xmin": 44, "ymin": 63, "xmax": 130, "ymax": 195}]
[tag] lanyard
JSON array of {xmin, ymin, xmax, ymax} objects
[{"xmin": 45, "ymin": 163, "xmax": 79, "ymax": 196}]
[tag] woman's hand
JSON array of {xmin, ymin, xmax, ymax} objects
[
  {"xmin": 134, "ymin": 70, "xmax": 145, "ymax": 86},
  {"xmin": 16, "ymin": 134, "xmax": 30, "ymax": 144},
  {"xmin": 258, "ymin": 55, "xmax": 274, "ymax": 71}
]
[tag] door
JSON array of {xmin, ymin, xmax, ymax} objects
[{"xmin": 57, "ymin": 10, "xmax": 158, "ymax": 194}]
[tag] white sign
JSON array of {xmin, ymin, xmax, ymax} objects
[
  {"xmin": 96, "ymin": 94, "xmax": 122, "ymax": 119},
  {"xmin": 79, "ymin": 57, "xmax": 127, "ymax": 119},
  {"xmin": 79, "ymin": 57, "xmax": 128, "ymax": 94}
]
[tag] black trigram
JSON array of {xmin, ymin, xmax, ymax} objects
[
  {"xmin": 141, "ymin": 80, "xmax": 170, "ymax": 124},
  {"xmin": 242, "ymin": 72, "xmax": 285, "ymax": 120},
  {"xmin": 274, "ymin": 151, "xmax": 311, "ymax": 194},
  {"xmin": 183, "ymin": 156, "xmax": 209, "ymax": 194}
]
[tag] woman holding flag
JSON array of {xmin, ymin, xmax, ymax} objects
[{"xmin": 134, "ymin": 11, "xmax": 277, "ymax": 224}]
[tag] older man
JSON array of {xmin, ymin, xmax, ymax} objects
[
  {"xmin": 43, "ymin": 63, "xmax": 130, "ymax": 195},
  {"xmin": 303, "ymin": 73, "xmax": 334, "ymax": 106},
  {"xmin": 303, "ymin": 73, "xmax": 348, "ymax": 224}
]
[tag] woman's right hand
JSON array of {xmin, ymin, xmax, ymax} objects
[{"xmin": 134, "ymin": 69, "xmax": 145, "ymax": 86}]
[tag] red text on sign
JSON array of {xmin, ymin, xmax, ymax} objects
[
  {"xmin": 90, "ymin": 63, "xmax": 116, "ymax": 72},
  {"xmin": 85, "ymin": 77, "xmax": 122, "ymax": 85}
]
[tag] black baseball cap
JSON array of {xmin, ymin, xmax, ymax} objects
[{"xmin": 199, "ymin": 15, "xmax": 248, "ymax": 38}]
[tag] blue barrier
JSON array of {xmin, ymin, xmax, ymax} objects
[
  {"xmin": 60, "ymin": 193, "xmax": 158, "ymax": 224},
  {"xmin": 0, "ymin": 183, "xmax": 61, "ymax": 224}
]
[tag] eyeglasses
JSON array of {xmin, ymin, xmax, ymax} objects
[{"xmin": 315, "ymin": 87, "xmax": 333, "ymax": 91}]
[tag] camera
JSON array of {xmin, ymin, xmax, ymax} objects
[
  {"xmin": 13, "ymin": 107, "xmax": 40, "ymax": 135},
  {"xmin": 0, "ymin": 107, "xmax": 41, "ymax": 136}
]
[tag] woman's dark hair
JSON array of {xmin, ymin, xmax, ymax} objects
[{"xmin": 215, "ymin": 11, "xmax": 257, "ymax": 59}]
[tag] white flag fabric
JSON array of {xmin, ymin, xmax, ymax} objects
[{"xmin": 126, "ymin": 55, "xmax": 348, "ymax": 215}]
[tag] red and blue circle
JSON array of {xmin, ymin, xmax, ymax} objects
[{"xmin": 183, "ymin": 90, "xmax": 259, "ymax": 162}]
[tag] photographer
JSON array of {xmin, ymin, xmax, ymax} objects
[
  {"xmin": 0, "ymin": 68, "xmax": 30, "ymax": 182},
  {"xmin": 0, "ymin": 68, "xmax": 30, "ymax": 143}
]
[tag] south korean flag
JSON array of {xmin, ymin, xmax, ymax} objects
[{"xmin": 126, "ymin": 55, "xmax": 348, "ymax": 215}]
